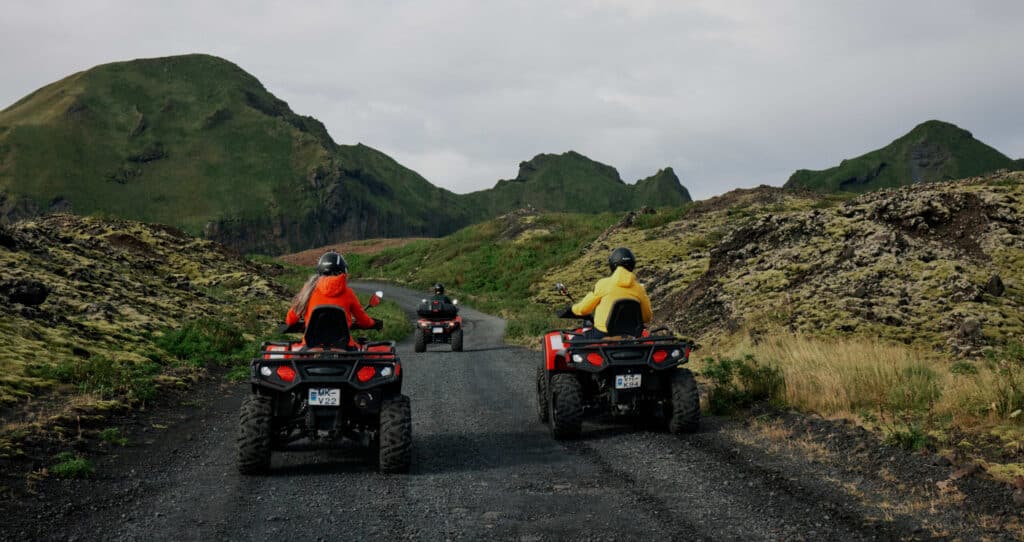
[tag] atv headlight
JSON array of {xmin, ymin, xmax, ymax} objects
[
  {"xmin": 571, "ymin": 354, "xmax": 584, "ymax": 363},
  {"xmin": 380, "ymin": 366, "xmax": 393, "ymax": 377},
  {"xmin": 670, "ymin": 349, "xmax": 682, "ymax": 358},
  {"xmin": 260, "ymin": 366, "xmax": 272, "ymax": 377}
]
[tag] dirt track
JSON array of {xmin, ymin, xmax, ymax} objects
[{"xmin": 2, "ymin": 282, "xmax": 1018, "ymax": 541}]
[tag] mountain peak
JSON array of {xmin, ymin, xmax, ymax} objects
[{"xmin": 785, "ymin": 120, "xmax": 1015, "ymax": 193}]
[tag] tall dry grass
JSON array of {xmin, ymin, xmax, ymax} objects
[{"xmin": 714, "ymin": 333, "xmax": 1024, "ymax": 429}]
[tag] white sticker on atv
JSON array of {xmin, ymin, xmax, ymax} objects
[{"xmin": 549, "ymin": 335, "xmax": 564, "ymax": 352}]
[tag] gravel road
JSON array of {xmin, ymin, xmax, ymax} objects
[{"xmin": 3, "ymin": 282, "xmax": 1015, "ymax": 541}]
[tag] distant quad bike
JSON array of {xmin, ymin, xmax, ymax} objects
[
  {"xmin": 537, "ymin": 283, "xmax": 700, "ymax": 439},
  {"xmin": 237, "ymin": 291, "xmax": 412, "ymax": 474},
  {"xmin": 413, "ymin": 298, "xmax": 463, "ymax": 352}
]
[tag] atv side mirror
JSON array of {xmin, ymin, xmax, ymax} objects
[
  {"xmin": 368, "ymin": 291, "xmax": 383, "ymax": 307},
  {"xmin": 554, "ymin": 282, "xmax": 568, "ymax": 296}
]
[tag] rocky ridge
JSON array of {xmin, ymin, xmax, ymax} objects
[{"xmin": 543, "ymin": 172, "xmax": 1024, "ymax": 356}]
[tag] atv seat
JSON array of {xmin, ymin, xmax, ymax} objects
[
  {"xmin": 604, "ymin": 299, "xmax": 644, "ymax": 338},
  {"xmin": 303, "ymin": 305, "xmax": 353, "ymax": 350}
]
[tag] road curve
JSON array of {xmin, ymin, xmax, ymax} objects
[{"xmin": 3, "ymin": 282, "xmax": 937, "ymax": 541}]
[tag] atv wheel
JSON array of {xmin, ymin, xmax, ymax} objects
[
  {"xmin": 378, "ymin": 394, "xmax": 412, "ymax": 473},
  {"xmin": 237, "ymin": 394, "xmax": 273, "ymax": 474},
  {"xmin": 549, "ymin": 373, "xmax": 583, "ymax": 439},
  {"xmin": 669, "ymin": 368, "xmax": 700, "ymax": 434},
  {"xmin": 535, "ymin": 365, "xmax": 550, "ymax": 424},
  {"xmin": 414, "ymin": 329, "xmax": 426, "ymax": 353},
  {"xmin": 451, "ymin": 329, "xmax": 464, "ymax": 352}
]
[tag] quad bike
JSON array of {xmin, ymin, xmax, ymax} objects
[
  {"xmin": 536, "ymin": 283, "xmax": 700, "ymax": 439},
  {"xmin": 413, "ymin": 298, "xmax": 463, "ymax": 352},
  {"xmin": 237, "ymin": 291, "xmax": 412, "ymax": 474}
]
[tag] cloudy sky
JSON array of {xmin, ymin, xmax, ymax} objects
[{"xmin": 2, "ymin": 1, "xmax": 1022, "ymax": 199}]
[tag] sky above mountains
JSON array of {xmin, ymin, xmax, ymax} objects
[{"xmin": 2, "ymin": 1, "xmax": 1022, "ymax": 200}]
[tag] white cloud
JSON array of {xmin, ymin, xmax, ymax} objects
[{"xmin": 1, "ymin": 0, "xmax": 1021, "ymax": 201}]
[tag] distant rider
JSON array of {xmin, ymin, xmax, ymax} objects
[
  {"xmin": 569, "ymin": 247, "xmax": 652, "ymax": 339},
  {"xmin": 285, "ymin": 251, "xmax": 382, "ymax": 346},
  {"xmin": 430, "ymin": 283, "xmax": 453, "ymax": 305}
]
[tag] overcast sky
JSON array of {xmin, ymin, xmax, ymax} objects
[{"xmin": 2, "ymin": 1, "xmax": 1022, "ymax": 199}]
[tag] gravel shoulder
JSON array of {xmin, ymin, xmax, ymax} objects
[{"xmin": 2, "ymin": 283, "xmax": 1020, "ymax": 540}]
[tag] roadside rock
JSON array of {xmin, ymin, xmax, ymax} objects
[
  {"xmin": 985, "ymin": 274, "xmax": 1005, "ymax": 297},
  {"xmin": 1, "ymin": 278, "xmax": 50, "ymax": 306}
]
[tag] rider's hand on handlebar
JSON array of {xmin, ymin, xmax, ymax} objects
[
  {"xmin": 371, "ymin": 318, "xmax": 384, "ymax": 330},
  {"xmin": 557, "ymin": 305, "xmax": 576, "ymax": 319}
]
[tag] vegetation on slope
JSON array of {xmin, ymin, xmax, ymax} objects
[
  {"xmin": 346, "ymin": 171, "xmax": 1024, "ymax": 479},
  {"xmin": 785, "ymin": 120, "xmax": 1018, "ymax": 193},
  {"xmin": 347, "ymin": 209, "xmax": 620, "ymax": 343},
  {"xmin": 0, "ymin": 54, "xmax": 474, "ymax": 253},
  {"xmin": 0, "ymin": 214, "xmax": 408, "ymax": 483},
  {"xmin": 0, "ymin": 55, "xmax": 691, "ymax": 254},
  {"xmin": 461, "ymin": 151, "xmax": 691, "ymax": 216}
]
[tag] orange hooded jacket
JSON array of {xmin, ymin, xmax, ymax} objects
[{"xmin": 285, "ymin": 274, "xmax": 375, "ymax": 346}]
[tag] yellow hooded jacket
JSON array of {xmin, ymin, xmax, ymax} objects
[{"xmin": 571, "ymin": 267, "xmax": 653, "ymax": 333}]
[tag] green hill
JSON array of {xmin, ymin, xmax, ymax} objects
[
  {"xmin": 0, "ymin": 54, "xmax": 478, "ymax": 254},
  {"xmin": 784, "ymin": 120, "xmax": 1018, "ymax": 193},
  {"xmin": 461, "ymin": 152, "xmax": 691, "ymax": 215},
  {"xmin": 0, "ymin": 54, "xmax": 691, "ymax": 253}
]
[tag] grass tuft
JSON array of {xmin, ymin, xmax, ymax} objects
[{"xmin": 50, "ymin": 452, "xmax": 94, "ymax": 478}]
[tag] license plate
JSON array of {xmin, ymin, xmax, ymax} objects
[
  {"xmin": 308, "ymin": 388, "xmax": 340, "ymax": 406},
  {"xmin": 433, "ymin": 327, "xmax": 444, "ymax": 334},
  {"xmin": 615, "ymin": 374, "xmax": 642, "ymax": 389}
]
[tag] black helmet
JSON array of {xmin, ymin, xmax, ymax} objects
[
  {"xmin": 608, "ymin": 247, "xmax": 636, "ymax": 273},
  {"xmin": 316, "ymin": 251, "xmax": 348, "ymax": 276},
  {"xmin": 433, "ymin": 282, "xmax": 445, "ymax": 295}
]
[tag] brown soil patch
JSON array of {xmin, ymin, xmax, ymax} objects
[{"xmin": 280, "ymin": 237, "xmax": 429, "ymax": 266}]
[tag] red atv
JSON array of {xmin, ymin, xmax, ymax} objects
[
  {"xmin": 536, "ymin": 283, "xmax": 699, "ymax": 439},
  {"xmin": 237, "ymin": 291, "xmax": 412, "ymax": 474},
  {"xmin": 413, "ymin": 298, "xmax": 464, "ymax": 352}
]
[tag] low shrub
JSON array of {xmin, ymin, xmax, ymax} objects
[
  {"xmin": 51, "ymin": 452, "xmax": 94, "ymax": 478},
  {"xmin": 701, "ymin": 354, "xmax": 785, "ymax": 413}
]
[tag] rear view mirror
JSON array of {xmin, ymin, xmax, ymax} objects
[{"xmin": 368, "ymin": 291, "xmax": 383, "ymax": 307}]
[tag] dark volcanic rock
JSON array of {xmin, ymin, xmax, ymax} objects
[
  {"xmin": 985, "ymin": 274, "xmax": 1005, "ymax": 297},
  {"xmin": 1, "ymin": 278, "xmax": 50, "ymax": 306}
]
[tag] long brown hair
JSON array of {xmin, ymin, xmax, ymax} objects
[{"xmin": 290, "ymin": 274, "xmax": 320, "ymax": 319}]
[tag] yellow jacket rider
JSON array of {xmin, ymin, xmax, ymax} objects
[{"xmin": 572, "ymin": 247, "xmax": 653, "ymax": 335}]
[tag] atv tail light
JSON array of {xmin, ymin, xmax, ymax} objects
[
  {"xmin": 652, "ymin": 350, "xmax": 669, "ymax": 363},
  {"xmin": 276, "ymin": 365, "xmax": 296, "ymax": 382},
  {"xmin": 586, "ymin": 352, "xmax": 604, "ymax": 366},
  {"xmin": 571, "ymin": 354, "xmax": 584, "ymax": 363},
  {"xmin": 380, "ymin": 366, "xmax": 393, "ymax": 377},
  {"xmin": 356, "ymin": 366, "xmax": 376, "ymax": 382},
  {"xmin": 260, "ymin": 366, "xmax": 272, "ymax": 377}
]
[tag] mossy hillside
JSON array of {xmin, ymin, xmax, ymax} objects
[
  {"xmin": 1, "ymin": 54, "xmax": 693, "ymax": 254},
  {"xmin": 461, "ymin": 152, "xmax": 691, "ymax": 216},
  {"xmin": 0, "ymin": 54, "xmax": 476, "ymax": 254},
  {"xmin": 785, "ymin": 120, "xmax": 1018, "ymax": 193},
  {"xmin": 540, "ymin": 186, "xmax": 829, "ymax": 336},
  {"xmin": 0, "ymin": 54, "xmax": 331, "ymax": 233},
  {"xmin": 558, "ymin": 172, "xmax": 1024, "ymax": 357},
  {"xmin": 0, "ymin": 213, "xmax": 291, "ymax": 409},
  {"xmin": 347, "ymin": 210, "xmax": 620, "ymax": 342}
]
